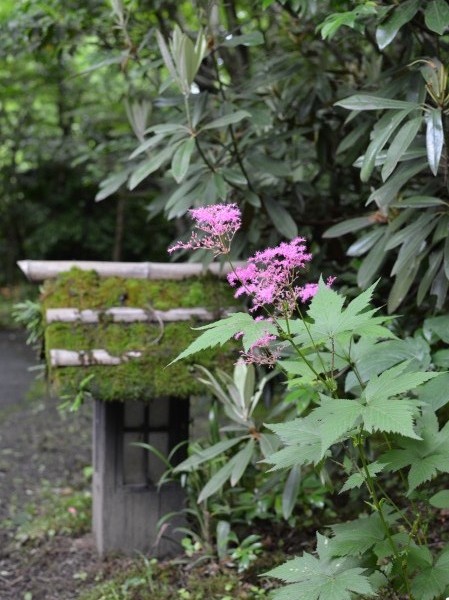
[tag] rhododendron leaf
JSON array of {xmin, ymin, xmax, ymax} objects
[
  {"xmin": 173, "ymin": 437, "xmax": 244, "ymax": 472},
  {"xmin": 425, "ymin": 0, "xmax": 449, "ymax": 35}
]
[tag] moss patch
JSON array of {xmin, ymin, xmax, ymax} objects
[
  {"xmin": 43, "ymin": 268, "xmax": 239, "ymax": 401},
  {"xmin": 41, "ymin": 268, "xmax": 236, "ymax": 312}
]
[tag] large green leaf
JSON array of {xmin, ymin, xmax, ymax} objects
[
  {"xmin": 266, "ymin": 534, "xmax": 374, "ymax": 600},
  {"xmin": 425, "ymin": 0, "xmax": 449, "ymax": 35},
  {"xmin": 230, "ymin": 438, "xmax": 255, "ymax": 486},
  {"xmin": 375, "ymin": 0, "xmax": 420, "ymax": 49},
  {"xmin": 312, "ymin": 397, "xmax": 362, "ymax": 456},
  {"xmin": 411, "ymin": 547, "xmax": 449, "ymax": 600},
  {"xmin": 417, "ymin": 373, "xmax": 449, "ymax": 412},
  {"xmin": 426, "ymin": 108, "xmax": 444, "ymax": 175},
  {"xmin": 381, "ymin": 116, "xmax": 423, "ymax": 180},
  {"xmin": 173, "ymin": 437, "xmax": 244, "ymax": 472},
  {"xmin": 367, "ymin": 159, "xmax": 427, "ymax": 209},
  {"xmin": 128, "ymin": 145, "xmax": 175, "ymax": 190},
  {"xmin": 282, "ymin": 465, "xmax": 301, "ymax": 519},
  {"xmin": 323, "ymin": 216, "xmax": 373, "ymax": 238},
  {"xmin": 223, "ymin": 32, "xmax": 264, "ymax": 46},
  {"xmin": 264, "ymin": 197, "xmax": 298, "ymax": 238},
  {"xmin": 360, "ymin": 109, "xmax": 414, "ymax": 182},
  {"xmin": 202, "ymin": 110, "xmax": 251, "ymax": 130},
  {"xmin": 335, "ymin": 95, "xmax": 419, "ymax": 111},
  {"xmin": 330, "ymin": 512, "xmax": 392, "ymax": 556},
  {"xmin": 171, "ymin": 137, "xmax": 195, "ymax": 183},
  {"xmin": 363, "ymin": 361, "xmax": 438, "ymax": 404},
  {"xmin": 381, "ymin": 412, "xmax": 449, "ymax": 492},
  {"xmin": 347, "ymin": 228, "xmax": 385, "ymax": 257},
  {"xmin": 169, "ymin": 312, "xmax": 277, "ymax": 364}
]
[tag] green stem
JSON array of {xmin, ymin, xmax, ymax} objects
[
  {"xmin": 357, "ymin": 435, "xmax": 412, "ymax": 597},
  {"xmin": 283, "ymin": 316, "xmax": 335, "ymax": 395}
]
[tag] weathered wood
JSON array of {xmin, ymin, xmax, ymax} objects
[
  {"xmin": 17, "ymin": 259, "xmax": 239, "ymax": 281},
  {"xmin": 50, "ymin": 349, "xmax": 142, "ymax": 367},
  {"xmin": 46, "ymin": 306, "xmax": 226, "ymax": 324}
]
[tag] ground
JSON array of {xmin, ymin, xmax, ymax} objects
[{"xmin": 0, "ymin": 329, "xmax": 99, "ymax": 600}]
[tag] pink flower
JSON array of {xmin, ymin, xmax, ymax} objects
[
  {"xmin": 67, "ymin": 507, "xmax": 77, "ymax": 515},
  {"xmin": 228, "ymin": 237, "xmax": 313, "ymax": 314},
  {"xmin": 297, "ymin": 276, "xmax": 336, "ymax": 303},
  {"xmin": 168, "ymin": 203, "xmax": 241, "ymax": 256},
  {"xmin": 239, "ymin": 332, "xmax": 281, "ymax": 367}
]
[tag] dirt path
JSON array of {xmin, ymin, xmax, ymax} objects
[{"xmin": 0, "ymin": 330, "xmax": 98, "ymax": 600}]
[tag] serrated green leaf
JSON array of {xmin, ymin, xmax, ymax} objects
[
  {"xmin": 425, "ymin": 0, "xmax": 449, "ymax": 34},
  {"xmin": 266, "ymin": 534, "xmax": 374, "ymax": 600},
  {"xmin": 313, "ymin": 397, "xmax": 362, "ymax": 456},
  {"xmin": 331, "ymin": 512, "xmax": 393, "ymax": 556},
  {"xmin": 202, "ymin": 110, "xmax": 251, "ymax": 130},
  {"xmin": 417, "ymin": 373, "xmax": 449, "ymax": 412},
  {"xmin": 335, "ymin": 95, "xmax": 419, "ymax": 111},
  {"xmin": 426, "ymin": 108, "xmax": 444, "ymax": 175},
  {"xmin": 169, "ymin": 312, "xmax": 276, "ymax": 364},
  {"xmin": 171, "ymin": 137, "xmax": 195, "ymax": 183},
  {"xmin": 340, "ymin": 462, "xmax": 386, "ymax": 493},
  {"xmin": 381, "ymin": 116, "xmax": 423, "ymax": 180},
  {"xmin": 265, "ymin": 419, "xmax": 323, "ymax": 469},
  {"xmin": 411, "ymin": 546, "xmax": 449, "ymax": 600},
  {"xmin": 429, "ymin": 490, "xmax": 449, "ymax": 508},
  {"xmin": 364, "ymin": 361, "xmax": 437, "ymax": 404},
  {"xmin": 381, "ymin": 411, "xmax": 449, "ymax": 492},
  {"xmin": 376, "ymin": 0, "xmax": 419, "ymax": 49},
  {"xmin": 362, "ymin": 397, "xmax": 421, "ymax": 439}
]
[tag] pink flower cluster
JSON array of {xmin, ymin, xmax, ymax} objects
[
  {"xmin": 168, "ymin": 203, "xmax": 241, "ymax": 256},
  {"xmin": 239, "ymin": 332, "xmax": 281, "ymax": 367},
  {"xmin": 168, "ymin": 202, "xmax": 336, "ymax": 366},
  {"xmin": 227, "ymin": 237, "xmax": 316, "ymax": 314}
]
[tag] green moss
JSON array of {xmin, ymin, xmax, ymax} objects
[
  {"xmin": 41, "ymin": 267, "xmax": 235, "ymax": 311},
  {"xmin": 43, "ymin": 268, "xmax": 239, "ymax": 401}
]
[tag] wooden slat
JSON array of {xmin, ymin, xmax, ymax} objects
[
  {"xmin": 17, "ymin": 260, "xmax": 240, "ymax": 282},
  {"xmin": 46, "ymin": 307, "xmax": 224, "ymax": 324},
  {"xmin": 50, "ymin": 349, "xmax": 142, "ymax": 367}
]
